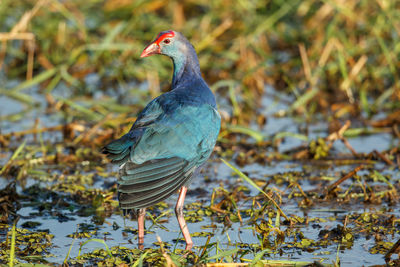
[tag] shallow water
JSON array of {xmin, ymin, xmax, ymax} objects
[
  {"xmin": 4, "ymin": 161, "xmax": 399, "ymax": 265},
  {"xmin": 1, "ymin": 84, "xmax": 399, "ymax": 266}
]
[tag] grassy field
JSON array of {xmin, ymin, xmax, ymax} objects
[{"xmin": 0, "ymin": 0, "xmax": 400, "ymax": 266}]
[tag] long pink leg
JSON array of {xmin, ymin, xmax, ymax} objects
[
  {"xmin": 138, "ymin": 208, "xmax": 146, "ymax": 249},
  {"xmin": 175, "ymin": 186, "xmax": 193, "ymax": 250}
]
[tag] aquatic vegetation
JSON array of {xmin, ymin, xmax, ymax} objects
[{"xmin": 0, "ymin": 0, "xmax": 400, "ymax": 266}]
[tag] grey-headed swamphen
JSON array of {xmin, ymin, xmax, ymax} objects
[{"xmin": 102, "ymin": 30, "xmax": 221, "ymax": 250}]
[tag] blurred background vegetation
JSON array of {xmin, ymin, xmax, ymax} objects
[
  {"xmin": 1, "ymin": 1, "xmax": 400, "ymax": 265},
  {"xmin": 1, "ymin": 0, "xmax": 399, "ymax": 130}
]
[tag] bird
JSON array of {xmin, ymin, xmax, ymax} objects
[{"xmin": 102, "ymin": 30, "xmax": 221, "ymax": 250}]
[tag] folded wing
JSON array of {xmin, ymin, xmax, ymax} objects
[
  {"xmin": 118, "ymin": 157, "xmax": 195, "ymax": 209},
  {"xmin": 104, "ymin": 96, "xmax": 221, "ymax": 210}
]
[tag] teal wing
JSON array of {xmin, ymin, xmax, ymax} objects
[
  {"xmin": 102, "ymin": 99, "xmax": 163, "ymax": 165},
  {"xmin": 117, "ymin": 102, "xmax": 221, "ymax": 209}
]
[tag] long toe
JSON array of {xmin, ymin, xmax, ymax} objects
[{"xmin": 185, "ymin": 241, "xmax": 193, "ymax": 251}]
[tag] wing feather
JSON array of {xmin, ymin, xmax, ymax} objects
[{"xmin": 118, "ymin": 157, "xmax": 195, "ymax": 209}]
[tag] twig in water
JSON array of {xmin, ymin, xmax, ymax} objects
[
  {"xmin": 340, "ymin": 137, "xmax": 358, "ymax": 157},
  {"xmin": 325, "ymin": 165, "xmax": 365, "ymax": 195},
  {"xmin": 385, "ymin": 237, "xmax": 400, "ymax": 261},
  {"xmin": 157, "ymin": 236, "xmax": 176, "ymax": 267},
  {"xmin": 373, "ymin": 150, "xmax": 395, "ymax": 165}
]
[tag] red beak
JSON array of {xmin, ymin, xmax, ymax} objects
[{"xmin": 140, "ymin": 43, "xmax": 160, "ymax": 58}]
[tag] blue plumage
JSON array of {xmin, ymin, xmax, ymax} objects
[{"xmin": 103, "ymin": 31, "xmax": 221, "ymax": 211}]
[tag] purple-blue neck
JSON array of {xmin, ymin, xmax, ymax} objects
[{"xmin": 170, "ymin": 46, "xmax": 202, "ymax": 88}]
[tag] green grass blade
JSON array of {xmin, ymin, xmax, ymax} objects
[
  {"xmin": 56, "ymin": 97, "xmax": 103, "ymax": 121},
  {"xmin": 9, "ymin": 219, "xmax": 17, "ymax": 267},
  {"xmin": 343, "ymin": 127, "xmax": 387, "ymax": 137},
  {"xmin": 0, "ymin": 88, "xmax": 36, "ymax": 104},
  {"xmin": 221, "ymin": 158, "xmax": 290, "ymax": 221},
  {"xmin": 132, "ymin": 251, "xmax": 149, "ymax": 267},
  {"xmin": 289, "ymin": 88, "xmax": 318, "ymax": 112},
  {"xmin": 250, "ymin": 249, "xmax": 272, "ymax": 266},
  {"xmin": 273, "ymin": 132, "xmax": 308, "ymax": 142},
  {"xmin": 205, "ymin": 248, "xmax": 239, "ymax": 261},
  {"xmin": 0, "ymin": 140, "xmax": 26, "ymax": 175},
  {"xmin": 77, "ymin": 238, "xmax": 112, "ymax": 258},
  {"xmin": 225, "ymin": 125, "xmax": 265, "ymax": 142},
  {"xmin": 63, "ymin": 237, "xmax": 76, "ymax": 265},
  {"xmin": 12, "ymin": 68, "xmax": 57, "ymax": 92}
]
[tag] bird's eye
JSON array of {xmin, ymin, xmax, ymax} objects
[{"xmin": 163, "ymin": 39, "xmax": 171, "ymax": 44}]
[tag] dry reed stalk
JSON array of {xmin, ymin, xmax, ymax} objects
[{"xmin": 0, "ymin": 0, "xmax": 48, "ymax": 79}]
